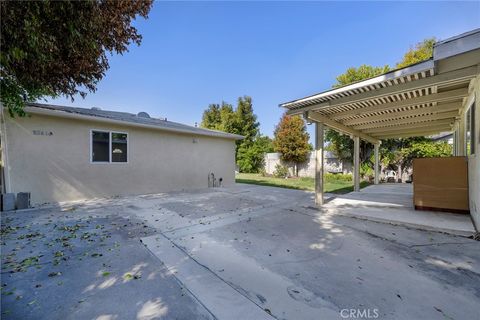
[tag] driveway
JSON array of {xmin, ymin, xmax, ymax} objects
[{"xmin": 1, "ymin": 184, "xmax": 479, "ymax": 319}]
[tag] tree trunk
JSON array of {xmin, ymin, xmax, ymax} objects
[{"xmin": 397, "ymin": 164, "xmax": 402, "ymax": 183}]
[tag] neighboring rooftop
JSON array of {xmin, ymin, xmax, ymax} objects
[{"xmin": 24, "ymin": 103, "xmax": 243, "ymax": 140}]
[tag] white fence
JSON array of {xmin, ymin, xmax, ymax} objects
[{"xmin": 264, "ymin": 152, "xmax": 352, "ymax": 178}]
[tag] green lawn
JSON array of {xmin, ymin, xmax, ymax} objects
[{"xmin": 235, "ymin": 173, "xmax": 370, "ymax": 194}]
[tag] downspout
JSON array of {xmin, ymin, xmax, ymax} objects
[{"xmin": 0, "ymin": 105, "xmax": 12, "ymax": 193}]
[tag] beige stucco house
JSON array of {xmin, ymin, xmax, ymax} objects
[{"xmin": 0, "ymin": 103, "xmax": 242, "ymax": 206}]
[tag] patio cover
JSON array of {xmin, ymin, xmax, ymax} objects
[{"xmin": 279, "ymin": 29, "xmax": 480, "ymax": 204}]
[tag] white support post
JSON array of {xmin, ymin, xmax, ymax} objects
[
  {"xmin": 315, "ymin": 122, "xmax": 324, "ymax": 206},
  {"xmin": 452, "ymin": 129, "xmax": 457, "ymax": 156},
  {"xmin": 458, "ymin": 117, "xmax": 466, "ymax": 156},
  {"xmin": 353, "ymin": 136, "xmax": 360, "ymax": 192},
  {"xmin": 374, "ymin": 143, "xmax": 380, "ymax": 185}
]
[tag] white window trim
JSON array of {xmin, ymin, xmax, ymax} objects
[{"xmin": 90, "ymin": 129, "xmax": 129, "ymax": 164}]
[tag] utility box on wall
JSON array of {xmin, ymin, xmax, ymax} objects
[{"xmin": 413, "ymin": 157, "xmax": 469, "ymax": 213}]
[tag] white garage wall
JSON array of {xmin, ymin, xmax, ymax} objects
[{"xmin": 4, "ymin": 113, "xmax": 236, "ymax": 205}]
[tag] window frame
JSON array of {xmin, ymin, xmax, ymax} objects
[
  {"xmin": 465, "ymin": 100, "xmax": 475, "ymax": 156},
  {"xmin": 90, "ymin": 129, "xmax": 129, "ymax": 164}
]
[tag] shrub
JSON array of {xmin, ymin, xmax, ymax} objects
[
  {"xmin": 325, "ymin": 172, "xmax": 352, "ymax": 182},
  {"xmin": 273, "ymin": 164, "xmax": 289, "ymax": 178},
  {"xmin": 360, "ymin": 162, "xmax": 374, "ymax": 180}
]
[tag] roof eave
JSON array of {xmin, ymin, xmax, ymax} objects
[{"xmin": 22, "ymin": 106, "xmax": 244, "ymax": 140}]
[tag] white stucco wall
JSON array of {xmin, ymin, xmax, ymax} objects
[
  {"xmin": 467, "ymin": 75, "xmax": 480, "ymax": 231},
  {"xmin": 264, "ymin": 152, "xmax": 352, "ymax": 177},
  {"xmin": 3, "ymin": 113, "xmax": 236, "ymax": 205}
]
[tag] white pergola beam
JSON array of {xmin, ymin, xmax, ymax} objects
[
  {"xmin": 342, "ymin": 101, "xmax": 461, "ymax": 126},
  {"xmin": 363, "ymin": 119, "xmax": 454, "ymax": 134},
  {"xmin": 352, "ymin": 110, "xmax": 459, "ymax": 130},
  {"xmin": 332, "ymin": 87, "xmax": 468, "ymax": 120},
  {"xmin": 306, "ymin": 111, "xmax": 380, "ymax": 144},
  {"xmin": 285, "ymin": 65, "xmax": 477, "ymax": 116},
  {"xmin": 375, "ymin": 129, "xmax": 453, "ymax": 139},
  {"xmin": 371, "ymin": 124, "xmax": 453, "ymax": 137}
]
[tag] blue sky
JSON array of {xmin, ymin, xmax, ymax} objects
[{"xmin": 49, "ymin": 1, "xmax": 480, "ymax": 140}]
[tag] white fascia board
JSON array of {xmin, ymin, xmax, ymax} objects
[{"xmin": 434, "ymin": 29, "xmax": 480, "ymax": 61}]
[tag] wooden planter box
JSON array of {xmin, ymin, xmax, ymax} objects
[{"xmin": 413, "ymin": 157, "xmax": 469, "ymax": 214}]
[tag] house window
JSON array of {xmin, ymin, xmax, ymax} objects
[
  {"xmin": 112, "ymin": 132, "xmax": 128, "ymax": 162},
  {"xmin": 91, "ymin": 130, "xmax": 128, "ymax": 163},
  {"xmin": 466, "ymin": 102, "xmax": 475, "ymax": 155},
  {"xmin": 92, "ymin": 131, "xmax": 110, "ymax": 162}
]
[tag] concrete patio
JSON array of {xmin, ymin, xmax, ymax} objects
[
  {"xmin": 1, "ymin": 184, "xmax": 479, "ymax": 320},
  {"xmin": 323, "ymin": 184, "xmax": 476, "ymax": 236}
]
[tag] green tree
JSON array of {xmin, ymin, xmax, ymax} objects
[
  {"xmin": 237, "ymin": 135, "xmax": 273, "ymax": 173},
  {"xmin": 0, "ymin": 0, "xmax": 153, "ymax": 116},
  {"xmin": 401, "ymin": 140, "xmax": 452, "ymax": 169},
  {"xmin": 234, "ymin": 96, "xmax": 262, "ymax": 172},
  {"xmin": 273, "ymin": 114, "xmax": 310, "ymax": 176},
  {"xmin": 200, "ymin": 104, "xmax": 222, "ymax": 129},
  {"xmin": 200, "ymin": 96, "xmax": 267, "ymax": 173},
  {"xmin": 236, "ymin": 96, "xmax": 260, "ymax": 145},
  {"xmin": 200, "ymin": 102, "xmax": 237, "ymax": 132},
  {"xmin": 396, "ymin": 38, "xmax": 436, "ymax": 69},
  {"xmin": 218, "ymin": 103, "xmax": 237, "ymax": 133},
  {"xmin": 379, "ymin": 137, "xmax": 429, "ymax": 182},
  {"xmin": 334, "ymin": 64, "xmax": 390, "ymax": 88}
]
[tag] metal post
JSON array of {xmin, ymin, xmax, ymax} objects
[
  {"xmin": 353, "ymin": 136, "xmax": 360, "ymax": 192},
  {"xmin": 315, "ymin": 123, "xmax": 324, "ymax": 206},
  {"xmin": 374, "ymin": 143, "xmax": 380, "ymax": 185}
]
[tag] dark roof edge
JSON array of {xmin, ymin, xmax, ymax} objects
[{"xmin": 22, "ymin": 103, "xmax": 244, "ymax": 140}]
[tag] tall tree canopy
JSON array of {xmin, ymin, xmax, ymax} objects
[
  {"xmin": 200, "ymin": 102, "xmax": 237, "ymax": 133},
  {"xmin": 200, "ymin": 96, "xmax": 270, "ymax": 173},
  {"xmin": 236, "ymin": 96, "xmax": 260, "ymax": 145},
  {"xmin": 396, "ymin": 38, "xmax": 435, "ymax": 69},
  {"xmin": 273, "ymin": 114, "xmax": 310, "ymax": 176},
  {"xmin": 334, "ymin": 65, "xmax": 390, "ymax": 88},
  {"xmin": 0, "ymin": 0, "xmax": 153, "ymax": 116}
]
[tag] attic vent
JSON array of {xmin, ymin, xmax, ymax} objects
[
  {"xmin": 137, "ymin": 112, "xmax": 150, "ymax": 118},
  {"xmin": 91, "ymin": 107, "xmax": 102, "ymax": 110}
]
